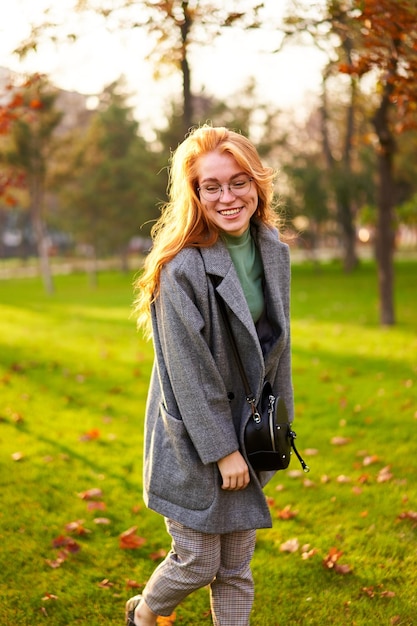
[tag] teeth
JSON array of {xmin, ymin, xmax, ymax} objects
[{"xmin": 220, "ymin": 208, "xmax": 241, "ymax": 216}]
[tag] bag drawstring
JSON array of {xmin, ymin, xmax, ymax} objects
[{"xmin": 290, "ymin": 430, "xmax": 310, "ymax": 473}]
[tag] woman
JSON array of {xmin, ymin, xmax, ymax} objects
[{"xmin": 127, "ymin": 125, "xmax": 293, "ymax": 626}]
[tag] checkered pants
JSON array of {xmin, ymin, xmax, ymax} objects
[{"xmin": 142, "ymin": 518, "xmax": 257, "ymax": 625}]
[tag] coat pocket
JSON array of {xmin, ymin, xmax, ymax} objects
[{"xmin": 146, "ymin": 404, "xmax": 216, "ymax": 511}]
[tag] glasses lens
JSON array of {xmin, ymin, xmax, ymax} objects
[{"xmin": 199, "ymin": 177, "xmax": 252, "ymax": 201}]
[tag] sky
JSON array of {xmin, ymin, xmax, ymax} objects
[{"xmin": 0, "ymin": 0, "xmax": 328, "ymax": 131}]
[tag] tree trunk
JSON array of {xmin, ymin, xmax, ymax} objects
[
  {"xmin": 180, "ymin": 1, "xmax": 193, "ymax": 135},
  {"xmin": 373, "ymin": 92, "xmax": 396, "ymax": 326},
  {"xmin": 30, "ymin": 174, "xmax": 54, "ymax": 294},
  {"xmin": 321, "ymin": 75, "xmax": 358, "ymax": 272}
]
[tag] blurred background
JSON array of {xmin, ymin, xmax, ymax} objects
[{"xmin": 1, "ymin": 0, "xmax": 416, "ymax": 325}]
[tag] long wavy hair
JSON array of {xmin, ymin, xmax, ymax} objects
[{"xmin": 134, "ymin": 125, "xmax": 278, "ymax": 334}]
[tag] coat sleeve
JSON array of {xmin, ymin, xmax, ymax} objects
[{"xmin": 151, "ymin": 253, "xmax": 240, "ymax": 465}]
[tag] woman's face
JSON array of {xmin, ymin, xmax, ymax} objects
[{"xmin": 196, "ymin": 151, "xmax": 258, "ymax": 237}]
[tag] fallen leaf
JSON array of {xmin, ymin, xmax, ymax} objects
[
  {"xmin": 94, "ymin": 517, "xmax": 111, "ymax": 525},
  {"xmin": 51, "ymin": 535, "xmax": 81, "ymax": 553},
  {"xmin": 377, "ymin": 466, "xmax": 393, "ymax": 483},
  {"xmin": 78, "ymin": 488, "xmax": 103, "ymax": 500},
  {"xmin": 87, "ymin": 501, "xmax": 106, "ymax": 511},
  {"xmin": 334, "ymin": 562, "xmax": 352, "ymax": 574},
  {"xmin": 65, "ymin": 520, "xmax": 91, "ymax": 535},
  {"xmin": 79, "ymin": 428, "xmax": 100, "ymax": 441},
  {"xmin": 331, "ymin": 436, "xmax": 351, "ymax": 446},
  {"xmin": 280, "ymin": 538, "xmax": 299, "ymax": 553},
  {"xmin": 301, "ymin": 546, "xmax": 319, "ymax": 560},
  {"xmin": 42, "ymin": 594, "xmax": 58, "ymax": 601},
  {"xmin": 149, "ymin": 548, "xmax": 168, "ymax": 561},
  {"xmin": 336, "ymin": 475, "xmax": 351, "ymax": 483},
  {"xmin": 126, "ymin": 579, "xmax": 142, "ymax": 589},
  {"xmin": 304, "ymin": 448, "xmax": 319, "ymax": 456},
  {"xmin": 323, "ymin": 547, "xmax": 352, "ymax": 574},
  {"xmin": 11, "ymin": 451, "xmax": 24, "ymax": 461},
  {"xmin": 397, "ymin": 510, "xmax": 417, "ymax": 523},
  {"xmin": 119, "ymin": 526, "xmax": 146, "ymax": 550},
  {"xmin": 156, "ymin": 612, "xmax": 176, "ymax": 624},
  {"xmin": 98, "ymin": 579, "xmax": 114, "ymax": 588},
  {"xmin": 363, "ymin": 455, "xmax": 379, "ymax": 466},
  {"xmin": 277, "ymin": 505, "xmax": 298, "ymax": 520},
  {"xmin": 45, "ymin": 551, "xmax": 68, "ymax": 569}
]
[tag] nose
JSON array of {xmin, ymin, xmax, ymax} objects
[{"xmin": 219, "ymin": 184, "xmax": 236, "ymax": 202}]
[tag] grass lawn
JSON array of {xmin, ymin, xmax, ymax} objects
[{"xmin": 0, "ymin": 260, "xmax": 416, "ymax": 625}]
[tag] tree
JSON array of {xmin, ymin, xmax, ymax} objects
[
  {"xmin": 280, "ymin": 0, "xmax": 364, "ymax": 271},
  {"xmin": 16, "ymin": 0, "xmax": 264, "ymax": 136},
  {"xmin": 340, "ymin": 0, "xmax": 417, "ymax": 325},
  {"xmin": 0, "ymin": 74, "xmax": 62, "ymax": 293},
  {"xmin": 58, "ymin": 79, "xmax": 163, "ymax": 280}
]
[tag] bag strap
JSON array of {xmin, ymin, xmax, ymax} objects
[
  {"xmin": 210, "ymin": 274, "xmax": 310, "ymax": 473},
  {"xmin": 209, "ymin": 275, "xmax": 260, "ymax": 422}
]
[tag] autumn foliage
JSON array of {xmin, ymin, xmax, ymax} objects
[
  {"xmin": 339, "ymin": 0, "xmax": 417, "ymax": 131},
  {"xmin": 0, "ymin": 73, "xmax": 47, "ymax": 203}
]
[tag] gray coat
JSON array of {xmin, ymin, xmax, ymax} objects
[{"xmin": 143, "ymin": 221, "xmax": 293, "ymax": 533}]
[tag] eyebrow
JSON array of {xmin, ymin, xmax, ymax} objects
[{"xmin": 200, "ymin": 172, "xmax": 248, "ymax": 184}]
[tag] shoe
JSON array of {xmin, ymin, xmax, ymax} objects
[{"xmin": 125, "ymin": 594, "xmax": 141, "ymax": 625}]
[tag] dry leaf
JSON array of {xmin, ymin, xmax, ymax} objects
[
  {"xmin": 11, "ymin": 451, "xmax": 24, "ymax": 461},
  {"xmin": 323, "ymin": 547, "xmax": 352, "ymax": 574},
  {"xmin": 156, "ymin": 612, "xmax": 176, "ymax": 625},
  {"xmin": 377, "ymin": 466, "xmax": 393, "ymax": 483},
  {"xmin": 149, "ymin": 548, "xmax": 168, "ymax": 561},
  {"xmin": 363, "ymin": 455, "xmax": 379, "ymax": 466},
  {"xmin": 336, "ymin": 475, "xmax": 351, "ymax": 483},
  {"xmin": 79, "ymin": 428, "xmax": 101, "ymax": 441},
  {"xmin": 126, "ymin": 579, "xmax": 142, "ymax": 589},
  {"xmin": 280, "ymin": 538, "xmax": 299, "ymax": 553},
  {"xmin": 65, "ymin": 520, "xmax": 91, "ymax": 535},
  {"xmin": 87, "ymin": 501, "xmax": 106, "ymax": 511},
  {"xmin": 119, "ymin": 526, "xmax": 146, "ymax": 550},
  {"xmin": 94, "ymin": 517, "xmax": 111, "ymax": 525},
  {"xmin": 277, "ymin": 505, "xmax": 298, "ymax": 520},
  {"xmin": 78, "ymin": 488, "xmax": 103, "ymax": 500},
  {"xmin": 331, "ymin": 436, "xmax": 351, "ymax": 446}
]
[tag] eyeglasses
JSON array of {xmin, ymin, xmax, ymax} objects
[{"xmin": 197, "ymin": 176, "xmax": 253, "ymax": 201}]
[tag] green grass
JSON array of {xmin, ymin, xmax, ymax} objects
[{"xmin": 0, "ymin": 260, "xmax": 416, "ymax": 625}]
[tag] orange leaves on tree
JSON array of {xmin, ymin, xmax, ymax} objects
[
  {"xmin": 322, "ymin": 547, "xmax": 352, "ymax": 575},
  {"xmin": 119, "ymin": 526, "xmax": 146, "ymax": 550}
]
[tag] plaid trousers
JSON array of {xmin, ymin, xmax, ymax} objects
[{"xmin": 142, "ymin": 518, "xmax": 257, "ymax": 625}]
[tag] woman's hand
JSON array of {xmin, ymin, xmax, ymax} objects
[{"xmin": 217, "ymin": 451, "xmax": 250, "ymax": 491}]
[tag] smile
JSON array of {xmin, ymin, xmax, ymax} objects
[{"xmin": 218, "ymin": 207, "xmax": 242, "ymax": 216}]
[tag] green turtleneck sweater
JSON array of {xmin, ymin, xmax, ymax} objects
[{"xmin": 222, "ymin": 228, "xmax": 264, "ymax": 323}]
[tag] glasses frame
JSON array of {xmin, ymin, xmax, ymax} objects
[{"xmin": 197, "ymin": 176, "xmax": 253, "ymax": 202}]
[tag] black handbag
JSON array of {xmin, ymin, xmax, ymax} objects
[{"xmin": 212, "ymin": 279, "xmax": 309, "ymax": 473}]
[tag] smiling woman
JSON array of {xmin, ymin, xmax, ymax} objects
[{"xmin": 127, "ymin": 125, "xmax": 293, "ymax": 625}]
